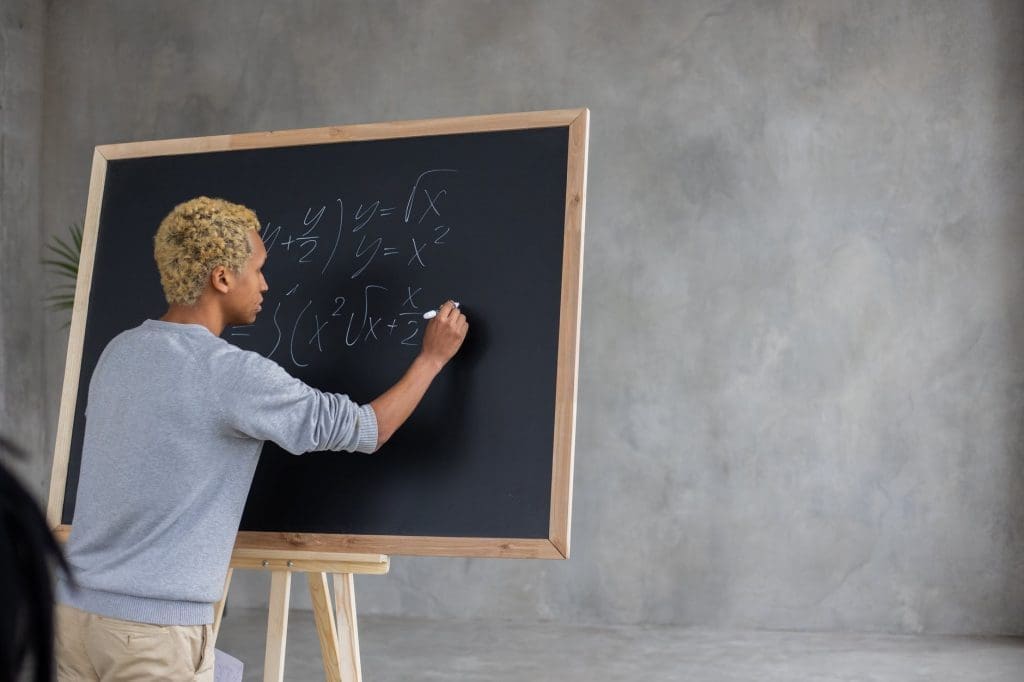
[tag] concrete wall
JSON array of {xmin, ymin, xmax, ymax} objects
[
  {"xmin": 0, "ymin": 2, "xmax": 46, "ymax": 492},
  {"xmin": 6, "ymin": 0, "xmax": 1023, "ymax": 634}
]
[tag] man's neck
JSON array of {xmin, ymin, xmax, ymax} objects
[{"xmin": 159, "ymin": 305, "xmax": 225, "ymax": 337}]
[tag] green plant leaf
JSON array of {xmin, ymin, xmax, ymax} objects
[
  {"xmin": 45, "ymin": 238, "xmax": 78, "ymax": 264},
  {"xmin": 57, "ymin": 231, "xmax": 81, "ymax": 256},
  {"xmin": 43, "ymin": 223, "xmax": 83, "ymax": 328},
  {"xmin": 43, "ymin": 244, "xmax": 72, "ymax": 265},
  {"xmin": 41, "ymin": 259, "xmax": 79, "ymax": 277}
]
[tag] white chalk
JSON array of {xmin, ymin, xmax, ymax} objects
[{"xmin": 423, "ymin": 302, "xmax": 460, "ymax": 320}]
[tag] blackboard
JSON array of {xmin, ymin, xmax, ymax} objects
[{"xmin": 47, "ymin": 110, "xmax": 588, "ymax": 559}]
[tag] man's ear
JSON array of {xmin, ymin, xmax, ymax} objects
[{"xmin": 210, "ymin": 265, "xmax": 231, "ymax": 294}]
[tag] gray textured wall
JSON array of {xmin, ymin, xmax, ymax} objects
[
  {"xmin": 3, "ymin": 0, "xmax": 1023, "ymax": 635},
  {"xmin": 0, "ymin": 1, "xmax": 46, "ymax": 491}
]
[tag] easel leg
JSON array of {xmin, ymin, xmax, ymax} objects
[
  {"xmin": 264, "ymin": 570, "xmax": 292, "ymax": 682},
  {"xmin": 227, "ymin": 552, "xmax": 385, "ymax": 682},
  {"xmin": 334, "ymin": 573, "xmax": 362, "ymax": 682},
  {"xmin": 308, "ymin": 572, "xmax": 343, "ymax": 682}
]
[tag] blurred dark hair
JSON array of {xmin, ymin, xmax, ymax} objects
[{"xmin": 0, "ymin": 435, "xmax": 69, "ymax": 682}]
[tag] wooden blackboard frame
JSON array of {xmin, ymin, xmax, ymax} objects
[{"xmin": 46, "ymin": 108, "xmax": 589, "ymax": 559}]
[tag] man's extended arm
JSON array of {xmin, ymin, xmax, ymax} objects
[{"xmin": 369, "ymin": 301, "xmax": 468, "ymax": 450}]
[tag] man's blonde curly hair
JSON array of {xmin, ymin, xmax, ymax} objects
[{"xmin": 154, "ymin": 196, "xmax": 262, "ymax": 306}]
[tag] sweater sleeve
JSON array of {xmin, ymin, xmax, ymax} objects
[{"xmin": 213, "ymin": 347, "xmax": 378, "ymax": 455}]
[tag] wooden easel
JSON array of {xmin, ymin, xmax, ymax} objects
[{"xmin": 212, "ymin": 549, "xmax": 390, "ymax": 682}]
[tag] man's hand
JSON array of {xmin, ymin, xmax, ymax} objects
[
  {"xmin": 369, "ymin": 300, "xmax": 469, "ymax": 450},
  {"xmin": 419, "ymin": 301, "xmax": 468, "ymax": 370}
]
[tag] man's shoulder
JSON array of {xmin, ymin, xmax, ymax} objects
[
  {"xmin": 94, "ymin": 321, "xmax": 153, "ymax": 364},
  {"xmin": 100, "ymin": 319, "xmax": 292, "ymax": 384},
  {"xmin": 212, "ymin": 342, "xmax": 277, "ymax": 371},
  {"xmin": 100, "ymin": 320, "xmax": 267, "ymax": 369},
  {"xmin": 206, "ymin": 337, "xmax": 291, "ymax": 384},
  {"xmin": 105, "ymin": 318, "xmax": 220, "ymax": 345}
]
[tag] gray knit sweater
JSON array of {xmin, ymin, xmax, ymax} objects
[{"xmin": 56, "ymin": 319, "xmax": 378, "ymax": 625}]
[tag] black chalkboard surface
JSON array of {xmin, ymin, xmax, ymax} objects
[{"xmin": 48, "ymin": 110, "xmax": 588, "ymax": 559}]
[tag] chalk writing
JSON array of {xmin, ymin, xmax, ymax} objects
[{"xmin": 247, "ymin": 168, "xmax": 460, "ymax": 368}]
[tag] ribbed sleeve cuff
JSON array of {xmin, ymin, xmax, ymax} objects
[{"xmin": 355, "ymin": 403, "xmax": 379, "ymax": 453}]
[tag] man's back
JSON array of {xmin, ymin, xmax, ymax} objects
[{"xmin": 58, "ymin": 318, "xmax": 377, "ymax": 625}]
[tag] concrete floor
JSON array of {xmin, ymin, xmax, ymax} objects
[{"xmin": 213, "ymin": 607, "xmax": 1024, "ymax": 681}]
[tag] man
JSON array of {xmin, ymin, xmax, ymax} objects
[{"xmin": 55, "ymin": 196, "xmax": 468, "ymax": 680}]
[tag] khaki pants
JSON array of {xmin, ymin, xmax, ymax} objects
[{"xmin": 55, "ymin": 603, "xmax": 214, "ymax": 681}]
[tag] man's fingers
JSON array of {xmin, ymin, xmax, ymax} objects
[{"xmin": 439, "ymin": 300, "xmax": 459, "ymax": 320}]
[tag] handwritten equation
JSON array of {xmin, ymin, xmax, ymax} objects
[{"xmin": 230, "ymin": 168, "xmax": 460, "ymax": 367}]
